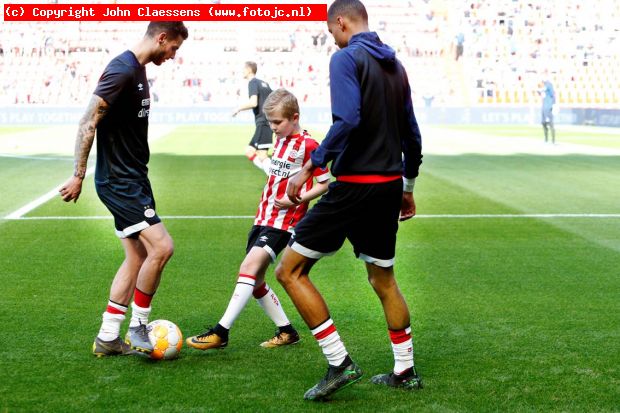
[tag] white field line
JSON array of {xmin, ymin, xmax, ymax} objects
[
  {"xmin": 0, "ymin": 154, "xmax": 73, "ymax": 161},
  {"xmin": 5, "ymin": 213, "xmax": 620, "ymax": 221},
  {"xmin": 3, "ymin": 126, "xmax": 176, "ymax": 220},
  {"xmin": 4, "ymin": 166, "xmax": 96, "ymax": 220}
]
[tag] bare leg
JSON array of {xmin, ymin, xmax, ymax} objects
[
  {"xmin": 96, "ymin": 238, "xmax": 148, "ymax": 345},
  {"xmin": 255, "ymin": 149, "xmax": 269, "ymax": 162},
  {"xmin": 275, "ymin": 246, "xmax": 327, "ymax": 327},
  {"xmin": 135, "ymin": 223, "xmax": 174, "ymax": 294},
  {"xmin": 366, "ymin": 263, "xmax": 419, "ymax": 385},
  {"xmin": 366, "ymin": 263, "xmax": 410, "ymax": 330},
  {"xmin": 109, "ymin": 237, "xmax": 148, "ymax": 305},
  {"xmin": 277, "ymin": 247, "xmax": 362, "ymax": 399}
]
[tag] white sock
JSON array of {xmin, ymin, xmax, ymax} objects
[
  {"xmin": 219, "ymin": 273, "xmax": 256, "ymax": 329},
  {"xmin": 253, "ymin": 156, "xmax": 270, "ymax": 175},
  {"xmin": 390, "ymin": 326, "xmax": 414, "ymax": 374},
  {"xmin": 253, "ymin": 283, "xmax": 290, "ymax": 327},
  {"xmin": 311, "ymin": 318, "xmax": 348, "ymax": 366},
  {"xmin": 261, "ymin": 157, "xmax": 271, "ymax": 175},
  {"xmin": 129, "ymin": 302, "xmax": 151, "ymax": 328},
  {"xmin": 98, "ymin": 312, "xmax": 125, "ymax": 341}
]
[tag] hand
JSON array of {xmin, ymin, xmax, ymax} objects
[
  {"xmin": 231, "ymin": 109, "xmax": 239, "ymax": 117},
  {"xmin": 286, "ymin": 161, "xmax": 314, "ymax": 204},
  {"xmin": 59, "ymin": 175, "xmax": 84, "ymax": 203},
  {"xmin": 275, "ymin": 196, "xmax": 295, "ymax": 209},
  {"xmin": 399, "ymin": 192, "xmax": 416, "ymax": 221}
]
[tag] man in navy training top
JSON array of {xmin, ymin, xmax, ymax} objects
[
  {"xmin": 275, "ymin": 0, "xmax": 423, "ymax": 401},
  {"xmin": 60, "ymin": 21, "xmax": 188, "ymax": 357}
]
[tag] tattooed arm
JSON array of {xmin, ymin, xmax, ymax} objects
[{"xmin": 59, "ymin": 95, "xmax": 109, "ymax": 203}]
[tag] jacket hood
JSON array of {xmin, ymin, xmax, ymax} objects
[{"xmin": 349, "ymin": 32, "xmax": 396, "ymax": 64}]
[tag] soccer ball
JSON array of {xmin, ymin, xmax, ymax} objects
[{"xmin": 147, "ymin": 319, "xmax": 183, "ymax": 360}]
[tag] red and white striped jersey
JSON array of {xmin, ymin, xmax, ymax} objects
[{"xmin": 254, "ymin": 130, "xmax": 330, "ymax": 232}]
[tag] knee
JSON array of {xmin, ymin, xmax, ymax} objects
[
  {"xmin": 151, "ymin": 236, "xmax": 174, "ymax": 263},
  {"xmin": 367, "ymin": 269, "xmax": 397, "ymax": 295},
  {"xmin": 275, "ymin": 262, "xmax": 294, "ymax": 287},
  {"xmin": 275, "ymin": 263, "xmax": 286, "ymax": 285}
]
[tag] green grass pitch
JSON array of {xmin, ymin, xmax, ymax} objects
[{"xmin": 0, "ymin": 124, "xmax": 619, "ymax": 412}]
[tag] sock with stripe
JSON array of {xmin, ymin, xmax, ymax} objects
[
  {"xmin": 253, "ymin": 282, "xmax": 292, "ymax": 330},
  {"xmin": 390, "ymin": 326, "xmax": 414, "ymax": 375},
  {"xmin": 218, "ymin": 273, "xmax": 256, "ymax": 330},
  {"xmin": 129, "ymin": 288, "xmax": 153, "ymax": 328},
  {"xmin": 97, "ymin": 300, "xmax": 127, "ymax": 341},
  {"xmin": 261, "ymin": 157, "xmax": 271, "ymax": 175},
  {"xmin": 252, "ymin": 156, "xmax": 271, "ymax": 175},
  {"xmin": 311, "ymin": 318, "xmax": 348, "ymax": 367}
]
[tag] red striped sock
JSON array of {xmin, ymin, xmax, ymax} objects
[
  {"xmin": 254, "ymin": 283, "xmax": 290, "ymax": 327},
  {"xmin": 133, "ymin": 288, "xmax": 154, "ymax": 308},
  {"xmin": 311, "ymin": 318, "xmax": 348, "ymax": 366},
  {"xmin": 106, "ymin": 300, "xmax": 127, "ymax": 315},
  {"xmin": 98, "ymin": 301, "xmax": 127, "ymax": 341},
  {"xmin": 253, "ymin": 282, "xmax": 270, "ymax": 299},
  {"xmin": 389, "ymin": 326, "xmax": 414, "ymax": 374}
]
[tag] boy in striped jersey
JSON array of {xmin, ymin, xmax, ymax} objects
[{"xmin": 186, "ymin": 89, "xmax": 330, "ymax": 350}]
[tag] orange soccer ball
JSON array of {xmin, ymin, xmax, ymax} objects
[{"xmin": 147, "ymin": 320, "xmax": 183, "ymax": 360}]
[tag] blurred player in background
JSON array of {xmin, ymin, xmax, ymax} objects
[
  {"xmin": 187, "ymin": 88, "xmax": 330, "ymax": 351},
  {"xmin": 275, "ymin": 0, "xmax": 423, "ymax": 401},
  {"xmin": 541, "ymin": 77, "xmax": 557, "ymax": 144},
  {"xmin": 59, "ymin": 21, "xmax": 188, "ymax": 357},
  {"xmin": 232, "ymin": 61, "xmax": 274, "ymax": 174}
]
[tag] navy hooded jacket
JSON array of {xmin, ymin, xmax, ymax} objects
[{"xmin": 310, "ymin": 32, "xmax": 422, "ymax": 180}]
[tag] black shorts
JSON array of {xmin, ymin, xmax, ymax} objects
[
  {"xmin": 248, "ymin": 122, "xmax": 273, "ymax": 150},
  {"xmin": 290, "ymin": 179, "xmax": 402, "ymax": 267},
  {"xmin": 95, "ymin": 180, "xmax": 161, "ymax": 239},
  {"xmin": 246, "ymin": 225, "xmax": 292, "ymax": 262}
]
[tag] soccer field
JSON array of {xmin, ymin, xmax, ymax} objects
[{"xmin": 1, "ymin": 124, "xmax": 619, "ymax": 412}]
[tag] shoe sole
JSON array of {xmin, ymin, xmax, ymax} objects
[
  {"xmin": 186, "ymin": 340, "xmax": 228, "ymax": 351},
  {"xmin": 124, "ymin": 338, "xmax": 153, "ymax": 355},
  {"xmin": 307, "ymin": 372, "xmax": 364, "ymax": 401},
  {"xmin": 260, "ymin": 338, "xmax": 301, "ymax": 348},
  {"xmin": 131, "ymin": 346, "xmax": 153, "ymax": 355},
  {"xmin": 93, "ymin": 341, "xmax": 138, "ymax": 357},
  {"xmin": 371, "ymin": 374, "xmax": 423, "ymax": 390}
]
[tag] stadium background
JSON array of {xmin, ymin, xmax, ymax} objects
[
  {"xmin": 1, "ymin": 1, "xmax": 619, "ymax": 412},
  {"xmin": 2, "ymin": 0, "xmax": 620, "ymax": 125}
]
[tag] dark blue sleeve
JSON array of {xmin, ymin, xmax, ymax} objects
[
  {"xmin": 93, "ymin": 61, "xmax": 131, "ymax": 106},
  {"xmin": 402, "ymin": 71, "xmax": 423, "ymax": 179},
  {"xmin": 310, "ymin": 50, "xmax": 360, "ymax": 168},
  {"xmin": 248, "ymin": 78, "xmax": 258, "ymax": 97}
]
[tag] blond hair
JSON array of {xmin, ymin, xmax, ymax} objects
[{"xmin": 263, "ymin": 88, "xmax": 299, "ymax": 119}]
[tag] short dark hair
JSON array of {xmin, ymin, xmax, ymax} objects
[
  {"xmin": 327, "ymin": 0, "xmax": 368, "ymax": 23},
  {"xmin": 146, "ymin": 21, "xmax": 189, "ymax": 40},
  {"xmin": 245, "ymin": 61, "xmax": 258, "ymax": 74}
]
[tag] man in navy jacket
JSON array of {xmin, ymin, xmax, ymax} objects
[{"xmin": 275, "ymin": 0, "xmax": 423, "ymax": 401}]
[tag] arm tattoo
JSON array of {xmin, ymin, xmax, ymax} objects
[{"xmin": 73, "ymin": 95, "xmax": 109, "ymax": 178}]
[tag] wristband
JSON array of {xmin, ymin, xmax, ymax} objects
[{"xmin": 403, "ymin": 177, "xmax": 415, "ymax": 192}]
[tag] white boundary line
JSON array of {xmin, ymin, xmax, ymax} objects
[
  {"xmin": 3, "ymin": 126, "xmax": 176, "ymax": 220},
  {"xmin": 4, "ymin": 166, "xmax": 96, "ymax": 220},
  {"xmin": 0, "ymin": 154, "xmax": 73, "ymax": 161},
  {"xmin": 5, "ymin": 213, "xmax": 620, "ymax": 221}
]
